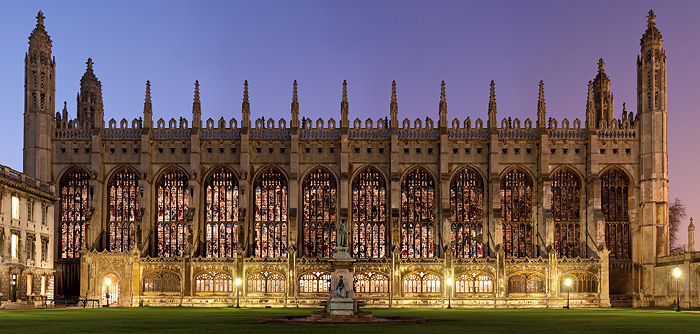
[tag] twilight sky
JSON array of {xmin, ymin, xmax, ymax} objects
[{"xmin": 1, "ymin": 0, "xmax": 698, "ymax": 247}]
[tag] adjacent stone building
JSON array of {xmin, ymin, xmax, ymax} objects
[{"xmin": 18, "ymin": 10, "xmax": 694, "ymax": 308}]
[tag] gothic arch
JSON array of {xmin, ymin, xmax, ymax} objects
[
  {"xmin": 599, "ymin": 165, "xmax": 635, "ymax": 185},
  {"xmin": 153, "ymin": 165, "xmax": 190, "ymax": 185},
  {"xmin": 300, "ymin": 165, "xmax": 338, "ymax": 258}
]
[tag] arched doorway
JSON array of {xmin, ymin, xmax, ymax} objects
[{"xmin": 101, "ymin": 274, "xmax": 120, "ymax": 307}]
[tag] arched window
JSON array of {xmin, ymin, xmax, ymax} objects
[
  {"xmin": 155, "ymin": 168, "xmax": 189, "ymax": 258},
  {"xmin": 403, "ymin": 271, "xmax": 441, "ymax": 293},
  {"xmin": 560, "ymin": 272, "xmax": 598, "ymax": 293},
  {"xmin": 401, "ymin": 168, "xmax": 435, "ymax": 258},
  {"xmin": 143, "ymin": 270, "xmax": 181, "ymax": 294},
  {"xmin": 354, "ymin": 271, "xmax": 389, "ymax": 293},
  {"xmin": 108, "ymin": 168, "xmax": 139, "ymax": 252},
  {"xmin": 352, "ymin": 167, "xmax": 387, "ymax": 258},
  {"xmin": 194, "ymin": 270, "xmax": 232, "ymax": 293},
  {"xmin": 302, "ymin": 168, "xmax": 337, "ymax": 258},
  {"xmin": 551, "ymin": 168, "xmax": 581, "ymax": 258},
  {"xmin": 450, "ymin": 167, "xmax": 484, "ymax": 258},
  {"xmin": 204, "ymin": 167, "xmax": 239, "ymax": 258},
  {"xmin": 601, "ymin": 168, "xmax": 630, "ymax": 259},
  {"xmin": 247, "ymin": 271, "xmax": 285, "ymax": 293},
  {"xmin": 298, "ymin": 271, "xmax": 331, "ymax": 293},
  {"xmin": 254, "ymin": 168, "xmax": 288, "ymax": 258},
  {"xmin": 507, "ymin": 273, "xmax": 545, "ymax": 294},
  {"xmin": 454, "ymin": 272, "xmax": 493, "ymax": 293},
  {"xmin": 501, "ymin": 168, "xmax": 533, "ymax": 258},
  {"xmin": 59, "ymin": 168, "xmax": 90, "ymax": 258}
]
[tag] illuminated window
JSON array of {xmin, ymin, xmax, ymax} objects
[
  {"xmin": 450, "ymin": 167, "xmax": 484, "ymax": 258},
  {"xmin": 508, "ymin": 273, "xmax": 545, "ymax": 294},
  {"xmin": 401, "ymin": 168, "xmax": 435, "ymax": 258},
  {"xmin": 205, "ymin": 167, "xmax": 239, "ymax": 258},
  {"xmin": 27, "ymin": 275, "xmax": 33, "ymax": 296},
  {"xmin": 298, "ymin": 271, "xmax": 331, "ymax": 293},
  {"xmin": 351, "ymin": 167, "xmax": 387, "ymax": 258},
  {"xmin": 143, "ymin": 270, "xmax": 181, "ymax": 294},
  {"xmin": 195, "ymin": 271, "xmax": 232, "ymax": 293},
  {"xmin": 59, "ymin": 168, "xmax": 90, "ymax": 258},
  {"xmin": 155, "ymin": 168, "xmax": 189, "ymax": 258},
  {"xmin": 454, "ymin": 273, "xmax": 493, "ymax": 293},
  {"xmin": 12, "ymin": 195, "xmax": 20, "ymax": 219},
  {"xmin": 501, "ymin": 168, "xmax": 533, "ymax": 258},
  {"xmin": 108, "ymin": 168, "xmax": 139, "ymax": 252},
  {"xmin": 403, "ymin": 271, "xmax": 441, "ymax": 293},
  {"xmin": 552, "ymin": 168, "xmax": 581, "ymax": 258},
  {"xmin": 560, "ymin": 272, "xmax": 598, "ymax": 293},
  {"xmin": 11, "ymin": 233, "xmax": 18, "ymax": 259},
  {"xmin": 41, "ymin": 275, "xmax": 46, "ymax": 295},
  {"xmin": 253, "ymin": 168, "xmax": 288, "ymax": 258},
  {"xmin": 247, "ymin": 271, "xmax": 285, "ymax": 293},
  {"xmin": 601, "ymin": 168, "xmax": 630, "ymax": 259},
  {"xmin": 302, "ymin": 168, "xmax": 337, "ymax": 258},
  {"xmin": 354, "ymin": 271, "xmax": 389, "ymax": 293}
]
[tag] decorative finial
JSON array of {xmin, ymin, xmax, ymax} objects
[
  {"xmin": 598, "ymin": 58, "xmax": 605, "ymax": 72},
  {"xmin": 243, "ymin": 80, "xmax": 249, "ymax": 103},
  {"xmin": 293, "ymin": 80, "xmax": 298, "ymax": 103},
  {"xmin": 86, "ymin": 57, "xmax": 94, "ymax": 71},
  {"xmin": 342, "ymin": 80, "xmax": 348, "ymax": 103},
  {"xmin": 440, "ymin": 80, "xmax": 446, "ymax": 103},
  {"xmin": 489, "ymin": 80, "xmax": 496, "ymax": 101},
  {"xmin": 691, "ymin": 217, "xmax": 695, "ymax": 227},
  {"xmin": 647, "ymin": 9, "xmax": 656, "ymax": 27},
  {"xmin": 145, "ymin": 80, "xmax": 151, "ymax": 100},
  {"xmin": 622, "ymin": 102, "xmax": 626, "ymax": 112},
  {"xmin": 193, "ymin": 80, "xmax": 200, "ymax": 103},
  {"xmin": 538, "ymin": 80, "xmax": 546, "ymax": 111},
  {"xmin": 36, "ymin": 11, "xmax": 45, "ymax": 26},
  {"xmin": 391, "ymin": 80, "xmax": 397, "ymax": 104},
  {"xmin": 63, "ymin": 101, "xmax": 67, "ymax": 111}
]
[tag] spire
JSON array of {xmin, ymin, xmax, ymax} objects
[
  {"xmin": 641, "ymin": 9, "xmax": 663, "ymax": 47},
  {"xmin": 192, "ymin": 80, "xmax": 201, "ymax": 128},
  {"xmin": 689, "ymin": 217, "xmax": 696, "ymax": 253},
  {"xmin": 291, "ymin": 80, "xmax": 299, "ymax": 128},
  {"xmin": 592, "ymin": 58, "xmax": 613, "ymax": 128},
  {"xmin": 586, "ymin": 80, "xmax": 594, "ymax": 128},
  {"xmin": 488, "ymin": 80, "xmax": 497, "ymax": 128},
  {"xmin": 537, "ymin": 80, "xmax": 546, "ymax": 128},
  {"xmin": 390, "ymin": 80, "xmax": 398, "ymax": 128},
  {"xmin": 37, "ymin": 11, "xmax": 45, "ymax": 27},
  {"xmin": 340, "ymin": 80, "xmax": 349, "ymax": 128},
  {"xmin": 143, "ymin": 80, "xmax": 153, "ymax": 128},
  {"xmin": 77, "ymin": 57, "xmax": 103, "ymax": 128},
  {"xmin": 647, "ymin": 9, "xmax": 656, "ymax": 28},
  {"xmin": 438, "ymin": 80, "xmax": 447, "ymax": 129},
  {"xmin": 242, "ymin": 80, "xmax": 250, "ymax": 129}
]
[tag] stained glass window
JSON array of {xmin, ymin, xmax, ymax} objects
[
  {"xmin": 351, "ymin": 167, "xmax": 387, "ymax": 258},
  {"xmin": 501, "ymin": 168, "xmax": 533, "ymax": 258},
  {"xmin": 551, "ymin": 168, "xmax": 581, "ymax": 258},
  {"xmin": 401, "ymin": 168, "xmax": 435, "ymax": 258},
  {"xmin": 108, "ymin": 168, "xmax": 139, "ymax": 252},
  {"xmin": 602, "ymin": 168, "xmax": 630, "ymax": 260},
  {"xmin": 156, "ymin": 168, "xmax": 189, "ymax": 258},
  {"xmin": 143, "ymin": 270, "xmax": 181, "ymax": 293},
  {"xmin": 60, "ymin": 168, "xmax": 90, "ymax": 258},
  {"xmin": 205, "ymin": 167, "xmax": 239, "ymax": 258},
  {"xmin": 247, "ymin": 271, "xmax": 285, "ymax": 293},
  {"xmin": 254, "ymin": 168, "xmax": 288, "ymax": 258},
  {"xmin": 403, "ymin": 271, "xmax": 441, "ymax": 293},
  {"xmin": 454, "ymin": 273, "xmax": 493, "ymax": 293},
  {"xmin": 302, "ymin": 168, "xmax": 337, "ymax": 258},
  {"xmin": 194, "ymin": 271, "xmax": 232, "ymax": 293},
  {"xmin": 298, "ymin": 271, "xmax": 331, "ymax": 293},
  {"xmin": 354, "ymin": 271, "xmax": 389, "ymax": 293},
  {"xmin": 450, "ymin": 167, "xmax": 484, "ymax": 258}
]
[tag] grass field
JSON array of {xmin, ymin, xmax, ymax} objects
[{"xmin": 1, "ymin": 307, "xmax": 699, "ymax": 333}]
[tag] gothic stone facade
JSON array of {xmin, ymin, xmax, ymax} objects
[{"xmin": 22, "ymin": 11, "xmax": 692, "ymax": 308}]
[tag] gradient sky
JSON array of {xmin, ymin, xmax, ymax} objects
[{"xmin": 1, "ymin": 0, "xmax": 698, "ymax": 247}]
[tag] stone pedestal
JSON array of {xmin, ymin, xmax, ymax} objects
[{"xmin": 327, "ymin": 251, "xmax": 356, "ymax": 314}]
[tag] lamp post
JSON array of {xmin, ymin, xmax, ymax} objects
[
  {"xmin": 235, "ymin": 278, "xmax": 242, "ymax": 308},
  {"xmin": 446, "ymin": 277, "xmax": 453, "ymax": 309},
  {"xmin": 673, "ymin": 267, "xmax": 681, "ymax": 312},
  {"xmin": 564, "ymin": 278, "xmax": 572, "ymax": 309},
  {"xmin": 104, "ymin": 277, "xmax": 111, "ymax": 307}
]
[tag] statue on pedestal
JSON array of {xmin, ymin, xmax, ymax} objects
[
  {"xmin": 334, "ymin": 275, "xmax": 347, "ymax": 299},
  {"xmin": 338, "ymin": 219, "xmax": 348, "ymax": 248}
]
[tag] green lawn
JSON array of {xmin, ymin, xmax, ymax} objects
[{"xmin": 0, "ymin": 307, "xmax": 699, "ymax": 333}]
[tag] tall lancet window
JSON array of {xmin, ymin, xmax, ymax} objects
[
  {"xmin": 501, "ymin": 167, "xmax": 533, "ymax": 258},
  {"xmin": 352, "ymin": 167, "xmax": 387, "ymax": 258},
  {"xmin": 302, "ymin": 168, "xmax": 337, "ymax": 258},
  {"xmin": 204, "ymin": 167, "xmax": 239, "ymax": 258},
  {"xmin": 401, "ymin": 168, "xmax": 435, "ymax": 258},
  {"xmin": 254, "ymin": 168, "xmax": 288, "ymax": 258},
  {"xmin": 108, "ymin": 168, "xmax": 139, "ymax": 252},
  {"xmin": 601, "ymin": 168, "xmax": 630, "ymax": 260},
  {"xmin": 450, "ymin": 167, "xmax": 484, "ymax": 258},
  {"xmin": 551, "ymin": 168, "xmax": 581, "ymax": 258},
  {"xmin": 156, "ymin": 168, "xmax": 189, "ymax": 258},
  {"xmin": 59, "ymin": 168, "xmax": 90, "ymax": 258}
]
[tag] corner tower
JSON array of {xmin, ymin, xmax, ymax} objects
[
  {"xmin": 637, "ymin": 10, "xmax": 668, "ymax": 260},
  {"xmin": 76, "ymin": 58, "xmax": 104, "ymax": 128},
  {"xmin": 23, "ymin": 11, "xmax": 55, "ymax": 182}
]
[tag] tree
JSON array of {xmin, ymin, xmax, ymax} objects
[{"xmin": 669, "ymin": 198, "xmax": 686, "ymax": 254}]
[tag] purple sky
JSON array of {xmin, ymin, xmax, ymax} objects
[{"xmin": 1, "ymin": 0, "xmax": 698, "ymax": 248}]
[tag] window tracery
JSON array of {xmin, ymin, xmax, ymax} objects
[
  {"xmin": 60, "ymin": 168, "xmax": 90, "ymax": 258},
  {"xmin": 354, "ymin": 271, "xmax": 389, "ymax": 293},
  {"xmin": 507, "ymin": 273, "xmax": 544, "ymax": 294},
  {"xmin": 254, "ymin": 168, "xmax": 288, "ymax": 258},
  {"xmin": 601, "ymin": 168, "xmax": 630, "ymax": 259},
  {"xmin": 450, "ymin": 167, "xmax": 484, "ymax": 258},
  {"xmin": 247, "ymin": 271, "xmax": 285, "ymax": 293},
  {"xmin": 194, "ymin": 271, "xmax": 232, "ymax": 293},
  {"xmin": 143, "ymin": 270, "xmax": 180, "ymax": 293},
  {"xmin": 302, "ymin": 168, "xmax": 337, "ymax": 258},
  {"xmin": 205, "ymin": 167, "xmax": 239, "ymax": 258},
  {"xmin": 454, "ymin": 273, "xmax": 493, "ymax": 293},
  {"xmin": 560, "ymin": 272, "xmax": 598, "ymax": 293},
  {"xmin": 156, "ymin": 168, "xmax": 189, "ymax": 258},
  {"xmin": 108, "ymin": 168, "xmax": 139, "ymax": 252},
  {"xmin": 401, "ymin": 168, "xmax": 435, "ymax": 258},
  {"xmin": 501, "ymin": 168, "xmax": 533, "ymax": 258},
  {"xmin": 403, "ymin": 271, "xmax": 441, "ymax": 293},
  {"xmin": 352, "ymin": 167, "xmax": 387, "ymax": 258},
  {"xmin": 298, "ymin": 271, "xmax": 331, "ymax": 293},
  {"xmin": 551, "ymin": 168, "xmax": 582, "ymax": 258}
]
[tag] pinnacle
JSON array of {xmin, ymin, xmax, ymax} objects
[
  {"xmin": 37, "ymin": 11, "xmax": 45, "ymax": 26},
  {"xmin": 647, "ymin": 9, "xmax": 656, "ymax": 28},
  {"xmin": 145, "ymin": 81, "xmax": 152, "ymax": 103},
  {"xmin": 193, "ymin": 80, "xmax": 200, "ymax": 103},
  {"xmin": 598, "ymin": 58, "xmax": 605, "ymax": 72},
  {"xmin": 292, "ymin": 80, "xmax": 298, "ymax": 103},
  {"xmin": 440, "ymin": 80, "xmax": 446, "ymax": 103},
  {"xmin": 86, "ymin": 58, "xmax": 94, "ymax": 72},
  {"xmin": 342, "ymin": 80, "xmax": 348, "ymax": 103},
  {"xmin": 391, "ymin": 80, "xmax": 397, "ymax": 103},
  {"xmin": 243, "ymin": 80, "xmax": 249, "ymax": 103}
]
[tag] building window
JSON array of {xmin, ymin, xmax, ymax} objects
[
  {"xmin": 41, "ymin": 204, "xmax": 47, "ymax": 226},
  {"xmin": 403, "ymin": 271, "xmax": 441, "ymax": 293},
  {"xmin": 351, "ymin": 167, "xmax": 387, "ymax": 258},
  {"xmin": 450, "ymin": 167, "xmax": 484, "ymax": 258},
  {"xmin": 501, "ymin": 168, "xmax": 533, "ymax": 258},
  {"xmin": 108, "ymin": 168, "xmax": 139, "ymax": 252},
  {"xmin": 354, "ymin": 271, "xmax": 389, "ymax": 293},
  {"xmin": 298, "ymin": 271, "xmax": 331, "ymax": 293},
  {"xmin": 41, "ymin": 275, "xmax": 46, "ymax": 295},
  {"xmin": 560, "ymin": 272, "xmax": 598, "ymax": 293},
  {"xmin": 247, "ymin": 271, "xmax": 285, "ymax": 293},
  {"xmin": 27, "ymin": 234, "xmax": 35, "ymax": 261},
  {"xmin": 143, "ymin": 270, "xmax": 181, "ymax": 294},
  {"xmin": 41, "ymin": 238, "xmax": 48, "ymax": 262},
  {"xmin": 454, "ymin": 273, "xmax": 493, "ymax": 293},
  {"xmin": 204, "ymin": 167, "xmax": 239, "ymax": 258},
  {"xmin": 601, "ymin": 168, "xmax": 630, "ymax": 260},
  {"xmin": 552, "ymin": 168, "xmax": 582, "ymax": 258},
  {"xmin": 27, "ymin": 274, "xmax": 33, "ymax": 296},
  {"xmin": 302, "ymin": 168, "xmax": 337, "ymax": 258},
  {"xmin": 27, "ymin": 200, "xmax": 34, "ymax": 222},
  {"xmin": 508, "ymin": 273, "xmax": 545, "ymax": 294},
  {"xmin": 59, "ymin": 168, "xmax": 90, "ymax": 258},
  {"xmin": 194, "ymin": 271, "xmax": 232, "ymax": 293},
  {"xmin": 253, "ymin": 168, "xmax": 288, "ymax": 258},
  {"xmin": 12, "ymin": 195, "xmax": 20, "ymax": 219},
  {"xmin": 156, "ymin": 168, "xmax": 189, "ymax": 258},
  {"xmin": 401, "ymin": 168, "xmax": 435, "ymax": 258},
  {"xmin": 11, "ymin": 233, "xmax": 19, "ymax": 259}
]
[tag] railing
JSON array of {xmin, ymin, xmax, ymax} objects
[{"xmin": 55, "ymin": 129, "xmax": 92, "ymax": 139}]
